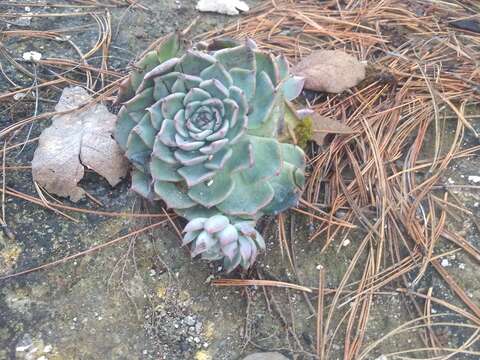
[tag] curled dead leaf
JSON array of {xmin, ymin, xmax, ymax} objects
[
  {"xmin": 293, "ymin": 50, "xmax": 366, "ymax": 93},
  {"xmin": 32, "ymin": 86, "xmax": 128, "ymax": 202},
  {"xmin": 309, "ymin": 113, "xmax": 356, "ymax": 146}
]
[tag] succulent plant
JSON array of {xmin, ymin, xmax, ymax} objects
[
  {"xmin": 115, "ymin": 33, "xmax": 306, "ymax": 271},
  {"xmin": 183, "ymin": 215, "xmax": 265, "ymax": 272}
]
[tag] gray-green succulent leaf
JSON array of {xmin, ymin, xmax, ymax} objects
[{"xmin": 183, "ymin": 216, "xmax": 261, "ymax": 272}]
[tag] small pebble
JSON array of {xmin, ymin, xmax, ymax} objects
[
  {"xmin": 13, "ymin": 93, "xmax": 27, "ymax": 101},
  {"xmin": 468, "ymin": 175, "xmax": 480, "ymax": 183},
  {"xmin": 43, "ymin": 345, "xmax": 53, "ymax": 353},
  {"xmin": 185, "ymin": 316, "xmax": 196, "ymax": 326},
  {"xmin": 441, "ymin": 258, "xmax": 450, "ymax": 267},
  {"xmin": 22, "ymin": 51, "xmax": 42, "ymax": 62}
]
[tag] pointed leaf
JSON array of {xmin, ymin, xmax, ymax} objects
[
  {"xmin": 115, "ymin": 108, "xmax": 138, "ymax": 150},
  {"xmin": 147, "ymin": 99, "xmax": 165, "ymax": 129},
  {"xmin": 184, "ymin": 88, "xmax": 211, "ymax": 104},
  {"xmin": 153, "ymin": 136, "xmax": 176, "ymax": 164},
  {"xmin": 201, "ymin": 244, "xmax": 223, "ymax": 261},
  {"xmin": 235, "ymin": 221, "xmax": 256, "ymax": 237},
  {"xmin": 174, "ymin": 149, "xmax": 208, "ymax": 166},
  {"xmin": 178, "ymin": 164, "xmax": 215, "ymax": 187},
  {"xmin": 276, "ymin": 54, "xmax": 289, "ymax": 81},
  {"xmin": 126, "ymin": 132, "xmax": 150, "ymax": 169},
  {"xmin": 247, "ymin": 71, "xmax": 275, "ymax": 129},
  {"xmin": 139, "ymin": 58, "xmax": 180, "ymax": 91},
  {"xmin": 132, "ymin": 113, "xmax": 156, "ymax": 149},
  {"xmin": 223, "ymin": 252, "xmax": 241, "ymax": 272},
  {"xmin": 181, "ymin": 74, "xmax": 203, "ymax": 90},
  {"xmin": 218, "ymin": 224, "xmax": 239, "ymax": 245},
  {"xmin": 262, "ymin": 163, "xmax": 303, "ymax": 215},
  {"xmin": 199, "ymin": 139, "xmax": 228, "ymax": 155},
  {"xmin": 214, "ymin": 45, "xmax": 255, "ymax": 71},
  {"xmin": 205, "ymin": 120, "xmax": 229, "ymax": 141},
  {"xmin": 241, "ymin": 135, "xmax": 282, "ymax": 183},
  {"xmin": 161, "ymin": 93, "xmax": 185, "ymax": 119},
  {"xmin": 153, "ymin": 181, "xmax": 196, "ymax": 209},
  {"xmin": 228, "ymin": 86, "xmax": 247, "ymax": 119},
  {"xmin": 175, "ymin": 135, "xmax": 205, "ymax": 151},
  {"xmin": 192, "ymin": 230, "xmax": 216, "ymax": 257},
  {"xmin": 254, "ymin": 231, "xmax": 265, "ymax": 250},
  {"xmin": 184, "ymin": 217, "xmax": 207, "ymax": 233},
  {"xmin": 157, "ymin": 119, "xmax": 177, "ymax": 147},
  {"xmin": 283, "ymin": 76, "xmax": 305, "ymax": 101},
  {"xmin": 131, "ymin": 170, "xmax": 152, "ymax": 199},
  {"xmin": 124, "ymin": 87, "xmax": 154, "ymax": 112},
  {"xmin": 204, "ymin": 148, "xmax": 232, "ymax": 170},
  {"xmin": 204, "ymin": 215, "xmax": 230, "ymax": 234},
  {"xmin": 157, "ymin": 32, "xmax": 182, "ymax": 63},
  {"xmin": 188, "ymin": 171, "xmax": 234, "ymax": 208},
  {"xmin": 172, "ymin": 77, "xmax": 187, "ymax": 93},
  {"xmin": 222, "ymin": 242, "xmax": 239, "ymax": 261},
  {"xmin": 255, "ymin": 51, "xmax": 279, "ymax": 85},
  {"xmin": 200, "ymin": 79, "xmax": 229, "ymax": 100},
  {"xmin": 225, "ymin": 114, "xmax": 247, "ymax": 144},
  {"xmin": 183, "ymin": 206, "xmax": 221, "ymax": 221},
  {"xmin": 238, "ymin": 236, "xmax": 253, "ymax": 262},
  {"xmin": 224, "ymin": 139, "xmax": 253, "ymax": 173},
  {"xmin": 230, "ymin": 68, "xmax": 256, "ymax": 102},
  {"xmin": 217, "ymin": 174, "xmax": 274, "ymax": 216},
  {"xmin": 150, "ymin": 156, "xmax": 182, "ymax": 182},
  {"xmin": 222, "ymin": 99, "xmax": 239, "ymax": 127},
  {"xmin": 281, "ymin": 143, "xmax": 305, "ymax": 169},
  {"xmin": 177, "ymin": 50, "xmax": 216, "ymax": 76},
  {"xmin": 182, "ymin": 230, "xmax": 200, "ymax": 246},
  {"xmin": 200, "ymin": 62, "xmax": 233, "ymax": 88}
]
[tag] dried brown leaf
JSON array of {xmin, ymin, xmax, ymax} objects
[
  {"xmin": 32, "ymin": 87, "xmax": 128, "ymax": 202},
  {"xmin": 293, "ymin": 50, "xmax": 366, "ymax": 93},
  {"xmin": 311, "ymin": 113, "xmax": 356, "ymax": 145}
]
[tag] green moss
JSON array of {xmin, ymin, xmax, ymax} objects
[{"xmin": 294, "ymin": 116, "xmax": 313, "ymax": 148}]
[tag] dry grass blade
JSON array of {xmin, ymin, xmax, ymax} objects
[
  {"xmin": 316, "ymin": 266, "xmax": 326, "ymax": 359},
  {"xmin": 212, "ymin": 279, "xmax": 313, "ymax": 293}
]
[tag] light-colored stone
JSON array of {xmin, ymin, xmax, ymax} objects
[
  {"xmin": 242, "ymin": 352, "xmax": 289, "ymax": 360},
  {"xmin": 196, "ymin": 0, "xmax": 249, "ymax": 15}
]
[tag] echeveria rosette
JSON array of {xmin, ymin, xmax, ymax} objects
[
  {"xmin": 183, "ymin": 215, "xmax": 265, "ymax": 272},
  {"xmin": 115, "ymin": 33, "xmax": 306, "ymax": 271}
]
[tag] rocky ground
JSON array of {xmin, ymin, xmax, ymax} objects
[{"xmin": 1, "ymin": 1, "xmax": 479, "ymax": 360}]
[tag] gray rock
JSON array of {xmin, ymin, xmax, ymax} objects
[
  {"xmin": 242, "ymin": 352, "xmax": 289, "ymax": 360},
  {"xmin": 15, "ymin": 333, "xmax": 33, "ymax": 352},
  {"xmin": 185, "ymin": 315, "xmax": 196, "ymax": 326}
]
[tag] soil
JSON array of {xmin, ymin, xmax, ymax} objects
[{"xmin": 0, "ymin": 1, "xmax": 479, "ymax": 360}]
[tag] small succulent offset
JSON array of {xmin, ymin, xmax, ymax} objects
[{"xmin": 115, "ymin": 33, "xmax": 306, "ymax": 272}]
